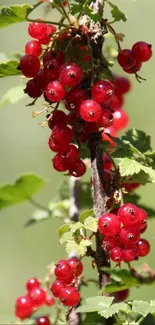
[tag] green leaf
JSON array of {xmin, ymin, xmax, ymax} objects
[
  {"xmin": 25, "ymin": 209, "xmax": 49, "ymax": 227},
  {"xmin": 0, "ymin": 174, "xmax": 46, "ymax": 209},
  {"xmin": 0, "ymin": 85, "xmax": 26, "ymax": 109},
  {"xmin": 119, "ymin": 158, "xmax": 155, "ymax": 182},
  {"xmin": 132, "ymin": 300, "xmax": 155, "ymax": 317},
  {"xmin": 48, "ymin": 200, "xmax": 70, "ymax": 218},
  {"xmin": 122, "ymin": 129, "xmax": 151, "ymax": 153},
  {"xmin": 0, "ymin": 4, "xmax": 33, "ymax": 29},
  {"xmin": 76, "ymin": 296, "xmax": 114, "ymax": 313},
  {"xmin": 71, "ymin": 1, "xmax": 101, "ymax": 22},
  {"xmin": 66, "ymin": 238, "xmax": 92, "ymax": 256},
  {"xmin": 98, "ymin": 302, "xmax": 128, "ymax": 318},
  {"xmin": 59, "ymin": 231, "xmax": 73, "ymax": 245},
  {"xmin": 58, "ymin": 224, "xmax": 71, "ymax": 237},
  {"xmin": 0, "ymin": 60, "xmax": 21, "ymax": 78},
  {"xmin": 71, "ymin": 222, "xmax": 84, "ymax": 233},
  {"xmin": 79, "ymin": 209, "xmax": 94, "ymax": 223},
  {"xmin": 84, "ymin": 216, "xmax": 97, "ymax": 232},
  {"xmin": 107, "ymin": 1, "xmax": 127, "ymax": 22}
]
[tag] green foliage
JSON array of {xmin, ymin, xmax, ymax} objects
[
  {"xmin": 0, "ymin": 85, "xmax": 26, "ymax": 109},
  {"xmin": 66, "ymin": 238, "xmax": 91, "ymax": 256},
  {"xmin": 0, "ymin": 60, "xmax": 21, "ymax": 78},
  {"xmin": 132, "ymin": 300, "xmax": 155, "ymax": 318},
  {"xmin": 107, "ymin": 1, "xmax": 127, "ymax": 22},
  {"xmin": 0, "ymin": 174, "xmax": 46, "ymax": 209},
  {"xmin": 98, "ymin": 302, "xmax": 129, "ymax": 319},
  {"xmin": 76, "ymin": 296, "xmax": 114, "ymax": 313},
  {"xmin": 0, "ymin": 4, "xmax": 32, "ymax": 28},
  {"xmin": 79, "ymin": 209, "xmax": 94, "ymax": 223},
  {"xmin": 71, "ymin": 1, "xmax": 101, "ymax": 22}
]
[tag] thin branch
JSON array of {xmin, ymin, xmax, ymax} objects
[{"xmin": 28, "ymin": 197, "xmax": 50, "ymax": 213}]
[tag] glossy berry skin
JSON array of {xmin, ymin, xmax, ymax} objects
[
  {"xmin": 46, "ymin": 296, "xmax": 55, "ymax": 306},
  {"xmin": 15, "ymin": 295, "xmax": 32, "ymax": 319},
  {"xmin": 65, "ymin": 88, "xmax": 88, "ymax": 114},
  {"xmin": 101, "ymin": 126, "xmax": 117, "ymax": 147},
  {"xmin": 138, "ymin": 208, "xmax": 148, "ymax": 230},
  {"xmin": 68, "ymin": 257, "xmax": 83, "ymax": 276},
  {"xmin": 119, "ymin": 228, "xmax": 140, "ymax": 247},
  {"xmin": 110, "ymin": 247, "xmax": 124, "ymax": 263},
  {"xmin": 48, "ymin": 111, "xmax": 67, "ymax": 130},
  {"xmin": 112, "ymin": 109, "xmax": 129, "ymax": 130},
  {"xmin": 25, "ymin": 79, "xmax": 42, "ymax": 98},
  {"xmin": 45, "ymin": 81, "xmax": 66, "ymax": 102},
  {"xmin": 48, "ymin": 136, "xmax": 69, "ymax": 153},
  {"xmin": 69, "ymin": 159, "xmax": 86, "ymax": 177},
  {"xmin": 123, "ymin": 245, "xmax": 139, "ymax": 262},
  {"xmin": 110, "ymin": 95, "xmax": 124, "ymax": 110},
  {"xmin": 140, "ymin": 224, "xmax": 147, "ymax": 234},
  {"xmin": 44, "ymin": 59, "xmax": 61, "ymax": 80},
  {"xmin": 65, "ymin": 145, "xmax": 80, "ymax": 164},
  {"xmin": 36, "ymin": 69, "xmax": 49, "ymax": 91},
  {"xmin": 52, "ymin": 153, "xmax": 68, "ymax": 172},
  {"xmin": 36, "ymin": 316, "xmax": 51, "ymax": 325},
  {"xmin": 132, "ymin": 41, "xmax": 152, "ymax": 62},
  {"xmin": 28, "ymin": 21, "xmax": 47, "ymax": 40},
  {"xmin": 52, "ymin": 124, "xmax": 72, "ymax": 147},
  {"xmin": 97, "ymin": 109, "xmax": 113, "ymax": 128},
  {"xmin": 39, "ymin": 24, "xmax": 57, "ymax": 45},
  {"xmin": 59, "ymin": 286, "xmax": 80, "ymax": 307},
  {"xmin": 26, "ymin": 277, "xmax": 40, "ymax": 293},
  {"xmin": 43, "ymin": 50, "xmax": 65, "ymax": 66},
  {"xmin": 92, "ymin": 80, "xmax": 114, "ymax": 103},
  {"xmin": 98, "ymin": 213, "xmax": 121, "ymax": 237},
  {"xmin": 114, "ymin": 75, "xmax": 131, "ymax": 96},
  {"xmin": 114, "ymin": 289, "xmax": 129, "ymax": 302},
  {"xmin": 25, "ymin": 40, "xmax": 42, "ymax": 57},
  {"xmin": 51, "ymin": 280, "xmax": 65, "ymax": 297},
  {"xmin": 55, "ymin": 260, "xmax": 72, "ymax": 281},
  {"xmin": 137, "ymin": 238, "xmax": 150, "ymax": 257},
  {"xmin": 20, "ymin": 54, "xmax": 40, "ymax": 78},
  {"xmin": 59, "ymin": 63, "xmax": 82, "ymax": 87},
  {"xmin": 30, "ymin": 288, "xmax": 46, "ymax": 308},
  {"xmin": 102, "ymin": 236, "xmax": 119, "ymax": 252},
  {"xmin": 117, "ymin": 203, "xmax": 141, "ymax": 227},
  {"xmin": 80, "ymin": 99, "xmax": 102, "ymax": 122},
  {"xmin": 123, "ymin": 61, "xmax": 142, "ymax": 74},
  {"xmin": 117, "ymin": 49, "xmax": 136, "ymax": 68}
]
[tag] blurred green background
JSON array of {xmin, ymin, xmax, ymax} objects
[{"xmin": 0, "ymin": 0, "xmax": 155, "ymax": 322}]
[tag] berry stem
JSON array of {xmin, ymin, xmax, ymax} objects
[
  {"xmin": 53, "ymin": 0, "xmax": 72, "ymax": 24},
  {"xmin": 106, "ymin": 22, "xmax": 122, "ymax": 51},
  {"xmin": 28, "ymin": 197, "xmax": 50, "ymax": 213},
  {"xmin": 87, "ymin": 35, "xmax": 95, "ymax": 86},
  {"xmin": 104, "ymin": 150, "xmax": 117, "ymax": 172}
]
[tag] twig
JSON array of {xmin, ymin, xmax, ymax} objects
[{"xmin": 28, "ymin": 197, "xmax": 50, "ymax": 213}]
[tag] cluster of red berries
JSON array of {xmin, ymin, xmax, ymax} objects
[
  {"xmin": 117, "ymin": 41, "xmax": 152, "ymax": 74},
  {"xmin": 15, "ymin": 277, "xmax": 55, "ymax": 322},
  {"xmin": 98, "ymin": 203, "xmax": 150, "ymax": 263},
  {"xmin": 51, "ymin": 257, "xmax": 83, "ymax": 307}
]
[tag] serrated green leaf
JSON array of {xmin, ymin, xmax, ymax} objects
[
  {"xmin": 119, "ymin": 158, "xmax": 142, "ymax": 177},
  {"xmin": 58, "ymin": 224, "xmax": 71, "ymax": 237},
  {"xmin": 71, "ymin": 222, "xmax": 84, "ymax": 233},
  {"xmin": 25, "ymin": 209, "xmax": 49, "ymax": 227},
  {"xmin": 0, "ymin": 174, "xmax": 46, "ymax": 209},
  {"xmin": 48, "ymin": 200, "xmax": 70, "ymax": 217},
  {"xmin": 59, "ymin": 231, "xmax": 73, "ymax": 245},
  {"xmin": 71, "ymin": 1, "xmax": 101, "ymax": 22},
  {"xmin": 132, "ymin": 301, "xmax": 151, "ymax": 317},
  {"xmin": 0, "ymin": 60, "xmax": 21, "ymax": 78},
  {"xmin": 0, "ymin": 4, "xmax": 33, "ymax": 29},
  {"xmin": 107, "ymin": 1, "xmax": 127, "ymax": 22},
  {"xmin": 84, "ymin": 216, "xmax": 97, "ymax": 232},
  {"xmin": 76, "ymin": 296, "xmax": 114, "ymax": 313},
  {"xmin": 0, "ymin": 85, "xmax": 26, "ymax": 109},
  {"xmin": 122, "ymin": 129, "xmax": 151, "ymax": 153},
  {"xmin": 98, "ymin": 302, "xmax": 128, "ymax": 318},
  {"xmin": 79, "ymin": 209, "xmax": 94, "ymax": 223},
  {"xmin": 66, "ymin": 238, "xmax": 92, "ymax": 256}
]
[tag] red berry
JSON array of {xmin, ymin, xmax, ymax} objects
[
  {"xmin": 52, "ymin": 124, "xmax": 72, "ymax": 146},
  {"xmin": 113, "ymin": 109, "xmax": 129, "ymax": 130},
  {"xmin": 36, "ymin": 69, "xmax": 49, "ymax": 91},
  {"xmin": 26, "ymin": 277, "xmax": 40, "ymax": 293},
  {"xmin": 15, "ymin": 295, "xmax": 32, "ymax": 319},
  {"xmin": 117, "ymin": 49, "xmax": 136, "ymax": 68},
  {"xmin": 67, "ymin": 112, "xmax": 77, "ymax": 125},
  {"xmin": 46, "ymin": 296, "xmax": 55, "ymax": 306},
  {"xmin": 44, "ymin": 59, "xmax": 61, "ymax": 80},
  {"xmin": 103, "ymin": 154, "xmax": 113, "ymax": 171},
  {"xmin": 25, "ymin": 40, "xmax": 42, "ymax": 57},
  {"xmin": 110, "ymin": 95, "xmax": 124, "ymax": 110},
  {"xmin": 123, "ymin": 245, "xmax": 139, "ymax": 262},
  {"xmin": 20, "ymin": 54, "xmax": 40, "ymax": 78},
  {"xmin": 97, "ymin": 109, "xmax": 113, "ymax": 128},
  {"xmin": 43, "ymin": 50, "xmax": 65, "ymax": 66},
  {"xmin": 48, "ymin": 111, "xmax": 67, "ymax": 129},
  {"xmin": 98, "ymin": 213, "xmax": 121, "ymax": 236},
  {"xmin": 92, "ymin": 80, "xmax": 114, "ymax": 103},
  {"xmin": 30, "ymin": 288, "xmax": 46, "ymax": 308},
  {"xmin": 80, "ymin": 99, "xmax": 102, "ymax": 122},
  {"xmin": 110, "ymin": 247, "xmax": 124, "ymax": 263},
  {"xmin": 52, "ymin": 153, "xmax": 68, "ymax": 172},
  {"xmin": 59, "ymin": 63, "xmax": 82, "ymax": 87},
  {"xmin": 48, "ymin": 136, "xmax": 69, "ymax": 153},
  {"xmin": 117, "ymin": 203, "xmax": 141, "ymax": 227},
  {"xmin": 25, "ymin": 79, "xmax": 42, "ymax": 98},
  {"xmin": 51, "ymin": 280, "xmax": 65, "ymax": 298},
  {"xmin": 123, "ymin": 61, "xmax": 142, "ymax": 74},
  {"xmin": 119, "ymin": 228, "xmax": 140, "ymax": 247},
  {"xmin": 137, "ymin": 238, "xmax": 150, "ymax": 257},
  {"xmin": 59, "ymin": 286, "xmax": 80, "ymax": 307},
  {"xmin": 40, "ymin": 24, "xmax": 57, "ymax": 45},
  {"xmin": 36, "ymin": 316, "xmax": 51, "ymax": 325},
  {"xmin": 65, "ymin": 88, "xmax": 88, "ymax": 114},
  {"xmin": 114, "ymin": 75, "xmax": 131, "ymax": 96},
  {"xmin": 138, "ymin": 208, "xmax": 148, "ymax": 230},
  {"xmin": 28, "ymin": 21, "xmax": 47, "ymax": 40},
  {"xmin": 68, "ymin": 257, "xmax": 83, "ymax": 276},
  {"xmin": 102, "ymin": 127, "xmax": 117, "ymax": 147},
  {"xmin": 132, "ymin": 41, "xmax": 152, "ymax": 62},
  {"xmin": 69, "ymin": 159, "xmax": 86, "ymax": 177},
  {"xmin": 102, "ymin": 236, "xmax": 119, "ymax": 252},
  {"xmin": 45, "ymin": 81, "xmax": 66, "ymax": 102},
  {"xmin": 123, "ymin": 182, "xmax": 140, "ymax": 192},
  {"xmin": 55, "ymin": 260, "xmax": 72, "ymax": 281},
  {"xmin": 140, "ymin": 224, "xmax": 147, "ymax": 234},
  {"xmin": 114, "ymin": 289, "xmax": 129, "ymax": 302}
]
